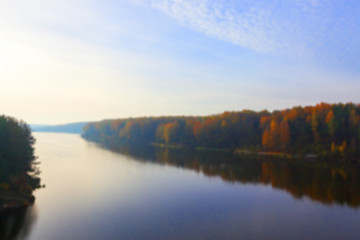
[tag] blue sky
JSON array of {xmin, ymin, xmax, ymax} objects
[{"xmin": 0, "ymin": 0, "xmax": 359, "ymax": 124}]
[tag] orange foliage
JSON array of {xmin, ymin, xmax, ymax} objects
[{"xmin": 193, "ymin": 121, "xmax": 202, "ymax": 139}]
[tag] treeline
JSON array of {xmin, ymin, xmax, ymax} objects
[
  {"xmin": 82, "ymin": 103, "xmax": 360, "ymax": 158},
  {"xmin": 0, "ymin": 115, "xmax": 40, "ymax": 196}
]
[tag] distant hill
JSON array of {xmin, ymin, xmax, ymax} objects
[{"xmin": 31, "ymin": 122, "xmax": 88, "ymax": 134}]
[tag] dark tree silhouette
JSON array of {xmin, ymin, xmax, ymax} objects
[{"xmin": 0, "ymin": 115, "xmax": 40, "ymax": 195}]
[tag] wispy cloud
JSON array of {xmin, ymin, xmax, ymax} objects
[
  {"xmin": 135, "ymin": 0, "xmax": 360, "ymax": 64},
  {"xmin": 1, "ymin": 0, "xmax": 359, "ymax": 123}
]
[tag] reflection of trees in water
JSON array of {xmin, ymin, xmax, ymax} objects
[
  {"xmin": 0, "ymin": 205, "xmax": 37, "ymax": 240},
  {"xmin": 101, "ymin": 141, "xmax": 360, "ymax": 208}
]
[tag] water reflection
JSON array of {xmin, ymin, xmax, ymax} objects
[
  {"xmin": 0, "ymin": 205, "xmax": 36, "ymax": 240},
  {"xmin": 96, "ymin": 141, "xmax": 360, "ymax": 208}
]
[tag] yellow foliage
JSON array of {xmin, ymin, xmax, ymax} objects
[{"xmin": 0, "ymin": 183, "xmax": 10, "ymax": 191}]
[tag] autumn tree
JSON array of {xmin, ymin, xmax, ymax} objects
[
  {"xmin": 82, "ymin": 103, "xmax": 360, "ymax": 158},
  {"xmin": 279, "ymin": 120, "xmax": 290, "ymax": 149},
  {"xmin": 163, "ymin": 121, "xmax": 180, "ymax": 143}
]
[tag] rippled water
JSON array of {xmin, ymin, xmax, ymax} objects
[{"xmin": 3, "ymin": 132, "xmax": 360, "ymax": 239}]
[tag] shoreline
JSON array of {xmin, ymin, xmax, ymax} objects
[{"xmin": 0, "ymin": 192, "xmax": 35, "ymax": 213}]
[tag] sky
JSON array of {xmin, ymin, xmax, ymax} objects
[{"xmin": 1, "ymin": 0, "xmax": 360, "ymax": 124}]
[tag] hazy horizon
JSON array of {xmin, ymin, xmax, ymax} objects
[
  {"xmin": 1, "ymin": 0, "xmax": 360, "ymax": 124},
  {"xmin": 28, "ymin": 101, "xmax": 358, "ymax": 126}
]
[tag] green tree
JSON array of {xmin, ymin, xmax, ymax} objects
[{"xmin": 0, "ymin": 115, "xmax": 40, "ymax": 194}]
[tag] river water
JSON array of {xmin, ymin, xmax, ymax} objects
[{"xmin": 3, "ymin": 132, "xmax": 360, "ymax": 239}]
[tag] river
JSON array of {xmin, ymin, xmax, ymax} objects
[{"xmin": 3, "ymin": 132, "xmax": 360, "ymax": 239}]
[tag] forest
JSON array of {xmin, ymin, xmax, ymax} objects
[
  {"xmin": 0, "ymin": 115, "xmax": 40, "ymax": 200},
  {"xmin": 82, "ymin": 103, "xmax": 360, "ymax": 159}
]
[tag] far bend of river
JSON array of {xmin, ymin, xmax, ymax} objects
[{"xmin": 5, "ymin": 132, "xmax": 360, "ymax": 239}]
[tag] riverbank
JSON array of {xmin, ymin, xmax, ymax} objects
[
  {"xmin": 0, "ymin": 191, "xmax": 35, "ymax": 212},
  {"xmin": 234, "ymin": 148, "xmax": 360, "ymax": 162},
  {"xmin": 151, "ymin": 142, "xmax": 184, "ymax": 149},
  {"xmin": 151, "ymin": 143, "xmax": 298, "ymax": 158},
  {"xmin": 151, "ymin": 142, "xmax": 231, "ymax": 152},
  {"xmin": 234, "ymin": 149, "xmax": 297, "ymax": 158}
]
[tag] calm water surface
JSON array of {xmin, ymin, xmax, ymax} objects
[{"xmin": 7, "ymin": 133, "xmax": 360, "ymax": 239}]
